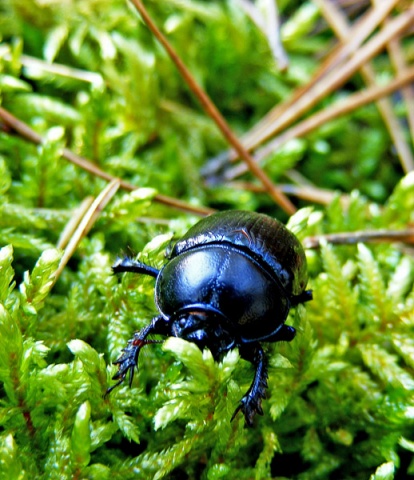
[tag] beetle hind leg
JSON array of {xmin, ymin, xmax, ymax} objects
[
  {"xmin": 265, "ymin": 324, "xmax": 296, "ymax": 343},
  {"xmin": 106, "ymin": 315, "xmax": 168, "ymax": 395},
  {"xmin": 231, "ymin": 343, "xmax": 268, "ymax": 426}
]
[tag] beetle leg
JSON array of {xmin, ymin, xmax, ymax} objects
[
  {"xmin": 106, "ymin": 315, "xmax": 169, "ymax": 395},
  {"xmin": 231, "ymin": 343, "xmax": 268, "ymax": 426},
  {"xmin": 112, "ymin": 256, "xmax": 160, "ymax": 278},
  {"xmin": 264, "ymin": 324, "xmax": 296, "ymax": 343},
  {"xmin": 291, "ymin": 289, "xmax": 313, "ymax": 306}
]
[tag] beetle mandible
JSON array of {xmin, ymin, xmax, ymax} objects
[{"xmin": 107, "ymin": 210, "xmax": 312, "ymax": 425}]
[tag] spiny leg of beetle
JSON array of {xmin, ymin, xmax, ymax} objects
[
  {"xmin": 106, "ymin": 315, "xmax": 169, "ymax": 395},
  {"xmin": 231, "ymin": 343, "xmax": 268, "ymax": 427},
  {"xmin": 229, "ymin": 324, "xmax": 297, "ymax": 423}
]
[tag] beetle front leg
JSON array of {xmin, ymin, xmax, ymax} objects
[
  {"xmin": 112, "ymin": 256, "xmax": 160, "ymax": 278},
  {"xmin": 291, "ymin": 289, "xmax": 313, "ymax": 306},
  {"xmin": 106, "ymin": 315, "xmax": 169, "ymax": 395},
  {"xmin": 231, "ymin": 343, "xmax": 268, "ymax": 426}
]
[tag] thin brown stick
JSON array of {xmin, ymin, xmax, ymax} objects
[
  {"xmin": 226, "ymin": 64, "xmax": 414, "ymax": 178},
  {"xmin": 129, "ymin": 0, "xmax": 296, "ymax": 215},
  {"xmin": 303, "ymin": 229, "xmax": 414, "ymax": 249},
  {"xmin": 315, "ymin": 0, "xmax": 414, "ymax": 173},
  {"xmin": 0, "ymin": 106, "xmax": 214, "ymax": 216}
]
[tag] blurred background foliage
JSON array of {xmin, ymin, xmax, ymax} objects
[{"xmin": 0, "ymin": 0, "xmax": 414, "ymax": 479}]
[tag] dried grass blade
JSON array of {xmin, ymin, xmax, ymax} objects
[
  {"xmin": 319, "ymin": 0, "xmax": 414, "ymax": 172},
  {"xmin": 225, "ymin": 65, "xmax": 414, "ymax": 179},
  {"xmin": 207, "ymin": 0, "xmax": 401, "ymax": 169},
  {"xmin": 387, "ymin": 37, "xmax": 414, "ymax": 150},
  {"xmin": 53, "ymin": 179, "xmax": 121, "ymax": 284}
]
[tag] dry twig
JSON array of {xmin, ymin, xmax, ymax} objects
[{"xmin": 247, "ymin": 3, "xmax": 414, "ymax": 153}]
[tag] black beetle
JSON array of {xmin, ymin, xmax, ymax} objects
[{"xmin": 107, "ymin": 210, "xmax": 312, "ymax": 425}]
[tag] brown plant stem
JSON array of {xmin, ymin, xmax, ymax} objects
[
  {"xmin": 0, "ymin": 106, "xmax": 214, "ymax": 216},
  {"xmin": 129, "ymin": 0, "xmax": 296, "ymax": 215}
]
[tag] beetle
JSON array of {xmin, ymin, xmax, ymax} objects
[{"xmin": 107, "ymin": 210, "xmax": 312, "ymax": 425}]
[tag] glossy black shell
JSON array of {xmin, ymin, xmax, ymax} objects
[
  {"xmin": 171, "ymin": 210, "xmax": 308, "ymax": 295},
  {"xmin": 154, "ymin": 211, "xmax": 308, "ymax": 342}
]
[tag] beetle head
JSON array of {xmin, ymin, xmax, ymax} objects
[{"xmin": 170, "ymin": 305, "xmax": 235, "ymax": 358}]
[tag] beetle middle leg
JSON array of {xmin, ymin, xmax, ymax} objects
[
  {"xmin": 231, "ymin": 343, "xmax": 268, "ymax": 426},
  {"xmin": 106, "ymin": 315, "xmax": 169, "ymax": 395}
]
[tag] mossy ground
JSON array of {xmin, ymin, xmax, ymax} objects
[{"xmin": 0, "ymin": 1, "xmax": 413, "ymax": 478}]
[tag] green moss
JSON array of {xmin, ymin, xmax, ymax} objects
[{"xmin": 0, "ymin": 1, "xmax": 413, "ymax": 478}]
